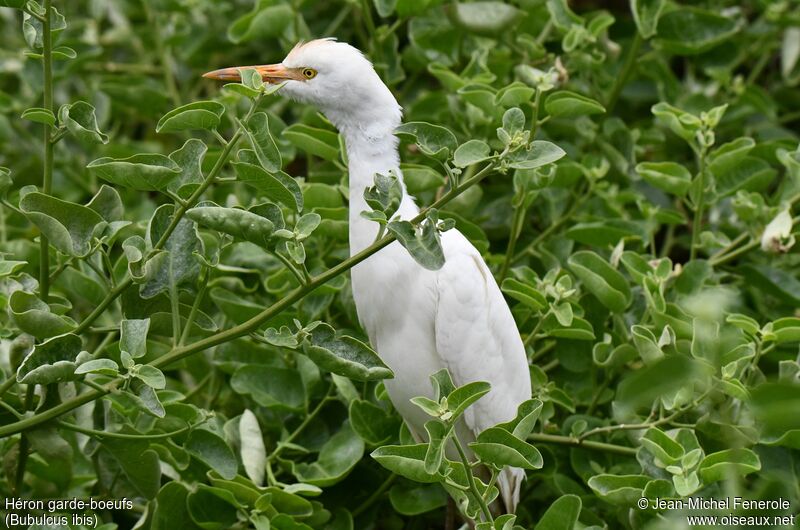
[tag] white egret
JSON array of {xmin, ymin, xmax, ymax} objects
[{"xmin": 205, "ymin": 39, "xmax": 532, "ymax": 513}]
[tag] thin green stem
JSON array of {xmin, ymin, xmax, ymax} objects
[
  {"xmin": 528, "ymin": 433, "xmax": 637, "ymax": 456},
  {"xmin": 359, "ymin": 0, "xmax": 376, "ymax": 37},
  {"xmin": 352, "ymin": 473, "xmax": 397, "ymax": 517},
  {"xmin": 267, "ymin": 386, "xmax": 334, "ymax": 463},
  {"xmin": 322, "ymin": 3, "xmax": 352, "ymax": 36},
  {"xmin": 269, "ymin": 248, "xmax": 307, "ymax": 285},
  {"xmin": 709, "ymin": 239, "xmax": 758, "ymax": 267},
  {"xmin": 179, "ymin": 272, "xmax": 208, "ymax": 346},
  {"xmin": 515, "ymin": 183, "xmax": 592, "ymax": 263},
  {"xmin": 606, "ymin": 32, "xmax": 643, "ymax": 114},
  {"xmin": 0, "ymin": 376, "xmax": 17, "ymax": 398},
  {"xmin": 0, "ymin": 399, "xmax": 23, "ymax": 419},
  {"xmin": 523, "ymin": 308, "xmax": 551, "ymax": 347},
  {"xmin": 690, "ymin": 148, "xmax": 708, "ymax": 261},
  {"xmin": 57, "ymin": 420, "xmax": 193, "ymax": 441},
  {"xmin": 499, "ymin": 204, "xmax": 525, "ymax": 282},
  {"xmin": 39, "ymin": 0, "xmax": 54, "ymax": 302},
  {"xmin": 169, "ymin": 282, "xmax": 181, "ymax": 347},
  {"xmin": 143, "ymin": 0, "xmax": 180, "ymax": 106},
  {"xmin": 452, "ymin": 435, "xmax": 493, "ymax": 523}
]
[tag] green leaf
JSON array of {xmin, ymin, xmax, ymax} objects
[
  {"xmin": 395, "ymin": 122, "xmax": 457, "ymax": 160},
  {"xmin": 364, "ymin": 171, "xmax": 403, "ymax": 219},
  {"xmin": 156, "ymin": 101, "xmax": 225, "ymax": 133},
  {"xmin": 283, "ymin": 124, "xmax": 340, "ymax": 161},
  {"xmin": 227, "ymin": 3, "xmax": 294, "ymax": 43},
  {"xmin": 495, "ymin": 82, "xmax": 535, "ymax": 108},
  {"xmin": 16, "ymin": 333, "xmax": 83, "ymax": 385},
  {"xmin": 453, "ymin": 140, "xmax": 492, "ymax": 168},
  {"xmin": 186, "ymin": 484, "xmax": 240, "ymax": 530},
  {"xmin": 136, "ymin": 365, "xmax": 166, "ymax": 389},
  {"xmin": 244, "ymin": 112, "xmax": 282, "ymax": 173},
  {"xmin": 715, "ymin": 157, "xmax": 776, "ymax": 197},
  {"xmin": 52, "ymin": 45, "xmax": 77, "ymax": 60},
  {"xmin": 22, "ymin": 6, "xmax": 66, "ymax": 49},
  {"xmin": 168, "ymin": 139, "xmax": 207, "ymax": 197},
  {"xmin": 545, "ymin": 91, "xmax": 606, "ymax": 118},
  {"xmin": 546, "ymin": 0, "xmax": 583, "ymax": 30},
  {"xmin": 636, "ymin": 161, "xmax": 692, "ymax": 197},
  {"xmin": 291, "ymin": 423, "xmax": 364, "ymax": 487},
  {"xmin": 0, "ymin": 0, "xmax": 25, "ymax": 8},
  {"xmin": 567, "ymin": 251, "xmax": 631, "ymax": 313},
  {"xmin": 120, "ymin": 318, "xmax": 150, "ymax": 358},
  {"xmin": 739, "ymin": 264, "xmax": 800, "ymax": 306},
  {"xmin": 423, "ymin": 420, "xmax": 449, "ymax": 473},
  {"xmin": 698, "ymin": 448, "xmax": 760, "ymax": 483},
  {"xmin": 495, "ymin": 399, "xmax": 543, "ymax": 439},
  {"xmin": 641, "ymin": 428, "xmax": 684, "ymax": 466},
  {"xmin": 506, "ymin": 141, "xmax": 566, "ymax": 170},
  {"xmin": 239, "ymin": 409, "xmax": 266, "ymax": 486},
  {"xmin": 302, "ymin": 322, "xmax": 393, "ymax": 381},
  {"xmin": 374, "ymin": 0, "xmax": 397, "ymax": 17},
  {"xmin": 708, "ymin": 137, "xmax": 755, "ymax": 176},
  {"xmin": 295, "ymin": 213, "xmax": 321, "ymax": 240},
  {"xmin": 19, "ymin": 192, "xmax": 104, "ymax": 257},
  {"xmin": 631, "ymin": 325, "xmax": 663, "ymax": 365},
  {"xmin": 387, "ymin": 212, "xmax": 446, "ymax": 270},
  {"xmin": 141, "ymin": 205, "xmax": 201, "ymax": 298},
  {"xmin": 74, "ymin": 358, "xmax": 119, "ymax": 376},
  {"xmin": 349, "ymin": 399, "xmax": 398, "ymax": 445},
  {"xmin": 187, "ymin": 206, "xmax": 275, "ymax": 247},
  {"xmin": 87, "ymin": 154, "xmax": 181, "ymax": 191},
  {"xmin": 630, "ymin": 0, "xmax": 665, "ymax": 39},
  {"xmin": 100, "ymin": 437, "xmax": 161, "ymax": 499},
  {"xmin": 402, "ymin": 164, "xmax": 446, "ymax": 194},
  {"xmin": 587, "ymin": 474, "xmax": 650, "ymax": 505},
  {"xmin": 566, "ymin": 219, "xmax": 647, "ymax": 246},
  {"xmin": 153, "ymin": 482, "xmax": 198, "ymax": 530},
  {"xmin": 501, "ymin": 278, "xmax": 547, "ymax": 310},
  {"xmin": 469, "ymin": 427, "xmax": 543, "ymax": 469},
  {"xmin": 534, "ymin": 494, "xmax": 581, "ymax": 530},
  {"xmin": 453, "ymin": 1, "xmax": 519, "ymax": 35},
  {"xmin": 21, "ymin": 107, "xmax": 55, "ymax": 126},
  {"xmin": 750, "ymin": 382, "xmax": 800, "ymax": 435},
  {"xmin": 58, "ymin": 101, "xmax": 108, "ymax": 144},
  {"xmin": 447, "ymin": 381, "xmax": 491, "ymax": 420},
  {"xmin": 185, "ymin": 429, "xmax": 238, "ymax": 480},
  {"xmin": 656, "ymin": 8, "xmax": 740, "ymax": 55},
  {"xmin": 651, "ymin": 102, "xmax": 701, "ymax": 142},
  {"xmin": 231, "ymin": 365, "xmax": 305, "ymax": 410},
  {"xmin": 232, "ymin": 161, "xmax": 303, "ymax": 212},
  {"xmin": 769, "ymin": 317, "xmax": 800, "ymax": 344},
  {"xmin": 9, "ymin": 290, "xmax": 76, "ymax": 339},
  {"xmin": 617, "ymin": 356, "xmax": 705, "ymax": 414},
  {"xmin": 389, "ymin": 482, "xmax": 447, "ymax": 516},
  {"xmin": 371, "ymin": 444, "xmax": 442, "ymax": 483}
]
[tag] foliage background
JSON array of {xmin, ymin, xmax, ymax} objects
[{"xmin": 1, "ymin": 0, "xmax": 800, "ymax": 529}]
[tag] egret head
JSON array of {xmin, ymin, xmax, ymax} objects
[{"xmin": 203, "ymin": 38, "xmax": 401, "ymax": 134}]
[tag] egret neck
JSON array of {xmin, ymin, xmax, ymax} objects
[{"xmin": 324, "ymin": 97, "xmax": 418, "ymax": 254}]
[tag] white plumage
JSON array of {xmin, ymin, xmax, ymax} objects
[{"xmin": 207, "ymin": 39, "xmax": 532, "ymax": 513}]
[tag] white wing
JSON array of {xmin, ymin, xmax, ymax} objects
[{"xmin": 434, "ymin": 230, "xmax": 532, "ymax": 512}]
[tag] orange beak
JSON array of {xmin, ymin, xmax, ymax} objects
[{"xmin": 202, "ymin": 64, "xmax": 301, "ymax": 83}]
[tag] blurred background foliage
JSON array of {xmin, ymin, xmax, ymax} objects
[{"xmin": 1, "ymin": 0, "xmax": 800, "ymax": 529}]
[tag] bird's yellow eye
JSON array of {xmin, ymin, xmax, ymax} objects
[{"xmin": 302, "ymin": 68, "xmax": 317, "ymax": 79}]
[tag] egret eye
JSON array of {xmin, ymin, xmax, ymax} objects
[{"xmin": 302, "ymin": 68, "xmax": 317, "ymax": 79}]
